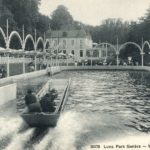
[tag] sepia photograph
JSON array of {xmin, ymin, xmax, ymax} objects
[{"xmin": 0, "ymin": 0, "xmax": 150, "ymax": 149}]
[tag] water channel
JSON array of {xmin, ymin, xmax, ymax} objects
[{"xmin": 0, "ymin": 70, "xmax": 150, "ymax": 150}]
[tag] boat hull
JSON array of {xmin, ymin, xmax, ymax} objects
[
  {"xmin": 21, "ymin": 113, "xmax": 59, "ymax": 127},
  {"xmin": 20, "ymin": 79, "xmax": 71, "ymax": 127}
]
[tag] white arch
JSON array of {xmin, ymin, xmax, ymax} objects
[
  {"xmin": 96, "ymin": 42, "xmax": 117, "ymax": 52},
  {"xmin": 119, "ymin": 42, "xmax": 142, "ymax": 53},
  {"xmin": 35, "ymin": 37, "xmax": 44, "ymax": 50},
  {"xmin": 0, "ymin": 27, "xmax": 7, "ymax": 46},
  {"xmin": 143, "ymin": 41, "xmax": 150, "ymax": 50},
  {"xmin": 24, "ymin": 34, "xmax": 35, "ymax": 50},
  {"xmin": 8, "ymin": 31, "xmax": 23, "ymax": 49},
  {"xmin": 44, "ymin": 39, "xmax": 50, "ymax": 49}
]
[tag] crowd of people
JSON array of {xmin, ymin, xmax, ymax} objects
[{"xmin": 24, "ymin": 88, "xmax": 58, "ymax": 113}]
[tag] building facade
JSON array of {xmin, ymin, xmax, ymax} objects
[{"xmin": 46, "ymin": 29, "xmax": 93, "ymax": 62}]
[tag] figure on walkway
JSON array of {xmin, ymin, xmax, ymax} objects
[
  {"xmin": 47, "ymin": 65, "xmax": 52, "ymax": 76},
  {"xmin": 24, "ymin": 89, "xmax": 41, "ymax": 113},
  {"xmin": 28, "ymin": 62, "xmax": 35, "ymax": 72},
  {"xmin": 0, "ymin": 66, "xmax": 7, "ymax": 78}
]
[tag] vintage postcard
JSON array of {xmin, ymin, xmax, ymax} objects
[{"xmin": 0, "ymin": 0, "xmax": 150, "ymax": 150}]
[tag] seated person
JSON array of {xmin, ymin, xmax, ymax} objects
[
  {"xmin": 40, "ymin": 93, "xmax": 56, "ymax": 112},
  {"xmin": 24, "ymin": 89, "xmax": 41, "ymax": 113},
  {"xmin": 50, "ymin": 88, "xmax": 58, "ymax": 101}
]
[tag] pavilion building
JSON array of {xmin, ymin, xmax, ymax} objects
[{"xmin": 46, "ymin": 29, "xmax": 93, "ymax": 62}]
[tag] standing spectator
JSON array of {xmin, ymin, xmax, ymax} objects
[
  {"xmin": 28, "ymin": 62, "xmax": 35, "ymax": 72},
  {"xmin": 0, "ymin": 67, "xmax": 2, "ymax": 78},
  {"xmin": 1, "ymin": 66, "xmax": 6, "ymax": 78},
  {"xmin": 47, "ymin": 65, "xmax": 51, "ymax": 76}
]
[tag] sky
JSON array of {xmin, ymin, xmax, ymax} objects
[{"xmin": 39, "ymin": 0, "xmax": 150, "ymax": 26}]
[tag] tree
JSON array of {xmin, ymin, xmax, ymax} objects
[
  {"xmin": 2, "ymin": 0, "xmax": 41, "ymax": 33},
  {"xmin": 0, "ymin": 0, "xmax": 51, "ymax": 49},
  {"xmin": 50, "ymin": 5, "xmax": 74, "ymax": 30},
  {"xmin": 36, "ymin": 13, "xmax": 50, "ymax": 36}
]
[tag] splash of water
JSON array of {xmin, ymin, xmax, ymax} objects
[
  {"xmin": 5, "ymin": 128, "xmax": 35, "ymax": 150},
  {"xmin": 33, "ymin": 129, "xmax": 54, "ymax": 150},
  {"xmin": 46, "ymin": 111, "xmax": 89, "ymax": 150},
  {"xmin": 0, "ymin": 117, "xmax": 22, "ymax": 138}
]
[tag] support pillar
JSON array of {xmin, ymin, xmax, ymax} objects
[
  {"xmin": 34, "ymin": 55, "xmax": 37, "ymax": 71},
  {"xmin": 23, "ymin": 55, "xmax": 25, "ymax": 74},
  {"xmin": 50, "ymin": 57, "xmax": 52, "ymax": 66},
  {"xmin": 116, "ymin": 37, "xmax": 119, "ymax": 66},
  {"xmin": 67, "ymin": 57, "xmax": 68, "ymax": 66},
  {"xmin": 141, "ymin": 53, "xmax": 144, "ymax": 67},
  {"xmin": 55, "ymin": 58, "xmax": 57, "ymax": 66},
  {"xmin": 99, "ymin": 49, "xmax": 101, "ymax": 58},
  {"xmin": 116, "ymin": 54, "xmax": 119, "ymax": 66},
  {"xmin": 7, "ymin": 53, "xmax": 10, "ymax": 77},
  {"xmin": 43, "ymin": 55, "xmax": 46, "ymax": 68},
  {"xmin": 106, "ymin": 45, "xmax": 108, "ymax": 58}
]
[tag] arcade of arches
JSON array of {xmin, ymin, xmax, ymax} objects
[{"xmin": 0, "ymin": 27, "xmax": 150, "ymax": 77}]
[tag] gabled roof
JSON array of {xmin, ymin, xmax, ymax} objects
[{"xmin": 46, "ymin": 29, "xmax": 90, "ymax": 38}]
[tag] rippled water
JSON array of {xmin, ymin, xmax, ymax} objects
[{"xmin": 0, "ymin": 70, "xmax": 150, "ymax": 150}]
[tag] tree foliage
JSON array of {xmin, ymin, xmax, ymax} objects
[
  {"xmin": 0, "ymin": 0, "xmax": 50, "ymax": 49},
  {"xmin": 0, "ymin": 0, "xmax": 50, "ymax": 36},
  {"xmin": 50, "ymin": 5, "xmax": 74, "ymax": 30}
]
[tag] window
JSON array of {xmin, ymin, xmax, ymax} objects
[
  {"xmin": 71, "ymin": 40, "xmax": 74, "ymax": 46},
  {"xmin": 63, "ymin": 50, "xmax": 66, "ymax": 54},
  {"xmin": 54, "ymin": 40, "xmax": 57, "ymax": 46},
  {"xmin": 62, "ymin": 32, "xmax": 67, "ymax": 37},
  {"xmin": 80, "ymin": 50, "xmax": 83, "ymax": 57},
  {"xmin": 71, "ymin": 50, "xmax": 74, "ymax": 55},
  {"xmin": 80, "ymin": 40, "xmax": 83, "ymax": 48},
  {"xmin": 63, "ymin": 40, "xmax": 66, "ymax": 49}
]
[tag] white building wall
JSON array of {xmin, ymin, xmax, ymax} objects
[{"xmin": 49, "ymin": 36, "xmax": 93, "ymax": 61}]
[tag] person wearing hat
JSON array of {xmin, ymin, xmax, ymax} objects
[
  {"xmin": 40, "ymin": 92, "xmax": 56, "ymax": 112},
  {"xmin": 50, "ymin": 88, "xmax": 58, "ymax": 101},
  {"xmin": 24, "ymin": 89, "xmax": 41, "ymax": 113}
]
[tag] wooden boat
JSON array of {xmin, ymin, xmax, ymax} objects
[{"xmin": 20, "ymin": 79, "xmax": 71, "ymax": 127}]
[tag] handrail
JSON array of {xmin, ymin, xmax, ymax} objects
[
  {"xmin": 36, "ymin": 79, "xmax": 52, "ymax": 100},
  {"xmin": 59, "ymin": 78, "xmax": 71, "ymax": 112},
  {"xmin": 55, "ymin": 79, "xmax": 71, "ymax": 113}
]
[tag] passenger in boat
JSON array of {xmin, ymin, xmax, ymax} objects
[
  {"xmin": 40, "ymin": 93, "xmax": 56, "ymax": 112},
  {"xmin": 24, "ymin": 89, "xmax": 41, "ymax": 113},
  {"xmin": 50, "ymin": 88, "xmax": 58, "ymax": 101}
]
